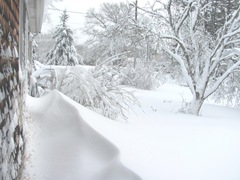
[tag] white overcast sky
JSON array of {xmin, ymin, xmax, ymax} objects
[{"xmin": 42, "ymin": 0, "xmax": 152, "ymax": 33}]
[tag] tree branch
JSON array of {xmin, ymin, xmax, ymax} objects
[
  {"xmin": 160, "ymin": 35, "xmax": 192, "ymax": 72},
  {"xmin": 163, "ymin": 47, "xmax": 195, "ymax": 95},
  {"xmin": 205, "ymin": 60, "xmax": 240, "ymax": 98},
  {"xmin": 175, "ymin": 1, "xmax": 194, "ymax": 35}
]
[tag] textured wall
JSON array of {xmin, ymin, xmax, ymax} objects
[
  {"xmin": 0, "ymin": 0, "xmax": 25, "ymax": 179},
  {"xmin": 0, "ymin": 58, "xmax": 24, "ymax": 180}
]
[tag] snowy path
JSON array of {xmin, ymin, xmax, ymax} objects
[
  {"xmin": 22, "ymin": 90, "xmax": 141, "ymax": 180},
  {"xmin": 22, "ymin": 84, "xmax": 240, "ymax": 180}
]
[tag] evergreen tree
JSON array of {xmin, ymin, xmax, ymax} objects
[
  {"xmin": 171, "ymin": 0, "xmax": 240, "ymax": 37},
  {"xmin": 203, "ymin": 0, "xmax": 240, "ymax": 37},
  {"xmin": 46, "ymin": 10, "xmax": 79, "ymax": 66}
]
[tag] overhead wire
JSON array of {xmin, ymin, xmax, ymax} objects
[{"xmin": 48, "ymin": 8, "xmax": 87, "ymax": 15}]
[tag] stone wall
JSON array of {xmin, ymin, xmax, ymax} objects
[{"xmin": 0, "ymin": 0, "xmax": 25, "ymax": 179}]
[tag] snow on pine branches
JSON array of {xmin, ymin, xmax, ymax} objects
[{"xmin": 46, "ymin": 10, "xmax": 82, "ymax": 66}]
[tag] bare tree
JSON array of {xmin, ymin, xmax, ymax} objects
[
  {"xmin": 83, "ymin": 2, "xmax": 134, "ymax": 63},
  {"xmin": 83, "ymin": 2, "xmax": 154, "ymax": 65},
  {"xmin": 151, "ymin": 0, "xmax": 240, "ymax": 115}
]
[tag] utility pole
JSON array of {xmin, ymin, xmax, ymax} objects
[
  {"xmin": 133, "ymin": 0, "xmax": 138, "ymax": 68},
  {"xmin": 135, "ymin": 0, "xmax": 138, "ymax": 22}
]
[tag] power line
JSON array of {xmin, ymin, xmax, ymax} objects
[{"xmin": 48, "ymin": 8, "xmax": 87, "ymax": 15}]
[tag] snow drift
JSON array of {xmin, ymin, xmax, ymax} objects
[
  {"xmin": 22, "ymin": 84, "xmax": 240, "ymax": 180},
  {"xmin": 23, "ymin": 90, "xmax": 141, "ymax": 180}
]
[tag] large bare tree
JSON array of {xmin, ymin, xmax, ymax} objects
[{"xmin": 150, "ymin": 0, "xmax": 240, "ymax": 115}]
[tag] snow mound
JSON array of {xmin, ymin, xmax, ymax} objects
[{"xmin": 24, "ymin": 90, "xmax": 141, "ymax": 180}]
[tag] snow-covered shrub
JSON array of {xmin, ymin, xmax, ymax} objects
[
  {"xmin": 123, "ymin": 62, "xmax": 160, "ymax": 90},
  {"xmin": 64, "ymin": 66, "xmax": 136, "ymax": 120},
  {"xmin": 108, "ymin": 58, "xmax": 161, "ymax": 90},
  {"xmin": 33, "ymin": 63, "xmax": 136, "ymax": 120},
  {"xmin": 92, "ymin": 54, "xmax": 162, "ymax": 90},
  {"xmin": 92, "ymin": 54, "xmax": 129, "ymax": 87},
  {"xmin": 126, "ymin": 67, "xmax": 159, "ymax": 89}
]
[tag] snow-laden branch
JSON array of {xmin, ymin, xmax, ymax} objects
[
  {"xmin": 190, "ymin": 0, "xmax": 200, "ymax": 31},
  {"xmin": 163, "ymin": 47, "xmax": 195, "ymax": 95},
  {"xmin": 136, "ymin": 5, "xmax": 169, "ymax": 24},
  {"xmin": 86, "ymin": 10, "xmax": 107, "ymax": 29},
  {"xmin": 222, "ymin": 28, "xmax": 240, "ymax": 39},
  {"xmin": 189, "ymin": 1, "xmax": 201, "ymax": 79},
  {"xmin": 175, "ymin": 1, "xmax": 194, "ymax": 35},
  {"xmin": 159, "ymin": 35, "xmax": 191, "ymax": 71},
  {"xmin": 205, "ymin": 59, "xmax": 240, "ymax": 98},
  {"xmin": 209, "ymin": 46, "xmax": 225, "ymax": 74},
  {"xmin": 220, "ymin": 48, "xmax": 240, "ymax": 61},
  {"xmin": 95, "ymin": 51, "xmax": 130, "ymax": 67},
  {"xmin": 167, "ymin": 0, "xmax": 174, "ymax": 32},
  {"xmin": 224, "ymin": 6, "xmax": 240, "ymax": 31},
  {"xmin": 208, "ymin": 9, "xmax": 240, "ymax": 74}
]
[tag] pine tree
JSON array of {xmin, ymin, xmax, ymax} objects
[
  {"xmin": 46, "ymin": 10, "xmax": 79, "ymax": 66},
  {"xmin": 171, "ymin": 0, "xmax": 240, "ymax": 37},
  {"xmin": 204, "ymin": 0, "xmax": 240, "ymax": 37}
]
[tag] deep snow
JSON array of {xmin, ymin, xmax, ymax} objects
[
  {"xmin": 22, "ymin": 90, "xmax": 140, "ymax": 180},
  {"xmin": 22, "ymin": 84, "xmax": 240, "ymax": 180}
]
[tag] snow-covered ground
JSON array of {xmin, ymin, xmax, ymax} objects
[{"xmin": 22, "ymin": 84, "xmax": 240, "ymax": 180}]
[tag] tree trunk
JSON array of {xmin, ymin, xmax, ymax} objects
[{"xmin": 191, "ymin": 93, "xmax": 204, "ymax": 115}]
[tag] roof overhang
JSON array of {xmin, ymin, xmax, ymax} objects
[{"xmin": 25, "ymin": 0, "xmax": 45, "ymax": 33}]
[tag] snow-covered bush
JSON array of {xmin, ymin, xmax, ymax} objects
[
  {"xmin": 92, "ymin": 54, "xmax": 162, "ymax": 90},
  {"xmin": 33, "ymin": 63, "xmax": 136, "ymax": 120},
  {"xmin": 120, "ymin": 61, "xmax": 161, "ymax": 90}
]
